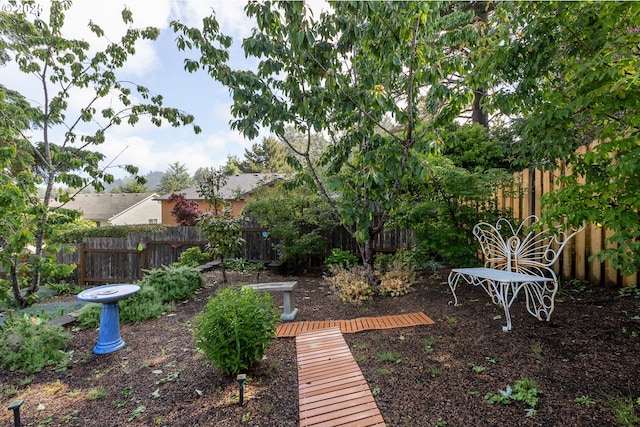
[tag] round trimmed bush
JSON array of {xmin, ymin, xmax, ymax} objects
[{"xmin": 194, "ymin": 286, "xmax": 279, "ymax": 375}]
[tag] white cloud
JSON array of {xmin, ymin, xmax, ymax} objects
[{"xmin": 5, "ymin": 1, "xmax": 281, "ymax": 182}]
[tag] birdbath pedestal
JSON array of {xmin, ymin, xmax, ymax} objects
[{"xmin": 77, "ymin": 284, "xmax": 140, "ymax": 354}]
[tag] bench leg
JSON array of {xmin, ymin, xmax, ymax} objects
[
  {"xmin": 280, "ymin": 291, "xmax": 298, "ymax": 321},
  {"xmin": 447, "ymin": 271, "xmax": 461, "ymax": 306},
  {"xmin": 492, "ymin": 282, "xmax": 513, "ymax": 332}
]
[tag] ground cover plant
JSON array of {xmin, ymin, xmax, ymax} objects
[
  {"xmin": 0, "ymin": 314, "xmax": 70, "ymax": 373},
  {"xmin": 0, "ymin": 268, "xmax": 639, "ymax": 426}
]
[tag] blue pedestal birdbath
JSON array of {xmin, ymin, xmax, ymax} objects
[{"xmin": 77, "ymin": 284, "xmax": 140, "ymax": 354}]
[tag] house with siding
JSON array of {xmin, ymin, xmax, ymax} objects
[
  {"xmin": 156, "ymin": 173, "xmax": 284, "ymax": 226},
  {"xmin": 53, "ymin": 193, "xmax": 162, "ymax": 227}
]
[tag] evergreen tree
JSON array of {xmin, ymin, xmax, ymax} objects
[
  {"xmin": 157, "ymin": 162, "xmax": 195, "ymax": 194},
  {"xmin": 238, "ymin": 137, "xmax": 294, "ymax": 173}
]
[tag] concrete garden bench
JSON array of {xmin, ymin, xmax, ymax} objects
[
  {"xmin": 448, "ymin": 215, "xmax": 583, "ymax": 331},
  {"xmin": 243, "ymin": 281, "xmax": 298, "ymax": 321}
]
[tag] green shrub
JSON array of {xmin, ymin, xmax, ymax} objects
[
  {"xmin": 140, "ymin": 265, "xmax": 204, "ymax": 303},
  {"xmin": 374, "ymin": 249, "xmax": 416, "ymax": 272},
  {"xmin": 325, "ymin": 249, "xmax": 359, "ymax": 270},
  {"xmin": 324, "ymin": 265, "xmax": 374, "ymax": 303},
  {"xmin": 242, "ymin": 187, "xmax": 338, "ymax": 269},
  {"xmin": 0, "ymin": 279, "xmax": 12, "ymax": 306},
  {"xmin": 194, "ymin": 286, "xmax": 279, "ymax": 376},
  {"xmin": 0, "ymin": 314, "xmax": 70, "ymax": 373},
  {"xmin": 76, "ymin": 285, "xmax": 164, "ymax": 328},
  {"xmin": 175, "ymin": 247, "xmax": 210, "ymax": 267}
]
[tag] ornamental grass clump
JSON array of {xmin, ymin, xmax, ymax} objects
[
  {"xmin": 324, "ymin": 265, "xmax": 374, "ymax": 303},
  {"xmin": 0, "ymin": 314, "xmax": 70, "ymax": 373},
  {"xmin": 194, "ymin": 286, "xmax": 279, "ymax": 376}
]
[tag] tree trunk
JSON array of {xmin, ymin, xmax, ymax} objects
[
  {"xmin": 471, "ymin": 89, "xmax": 489, "ymax": 128},
  {"xmin": 10, "ymin": 263, "xmax": 27, "ymax": 308},
  {"xmin": 220, "ymin": 256, "xmax": 227, "ymax": 283},
  {"xmin": 470, "ymin": 2, "xmax": 490, "ymax": 129}
]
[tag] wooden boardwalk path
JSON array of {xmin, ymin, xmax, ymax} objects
[
  {"xmin": 277, "ymin": 312, "xmax": 434, "ymax": 338},
  {"xmin": 297, "ymin": 327, "xmax": 386, "ymax": 427}
]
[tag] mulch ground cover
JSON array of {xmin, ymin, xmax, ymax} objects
[{"xmin": 1, "ymin": 268, "xmax": 639, "ymax": 426}]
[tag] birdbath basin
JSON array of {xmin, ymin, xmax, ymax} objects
[{"xmin": 77, "ymin": 284, "xmax": 140, "ymax": 354}]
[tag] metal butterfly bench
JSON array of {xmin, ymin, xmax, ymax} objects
[{"xmin": 448, "ymin": 215, "xmax": 583, "ymax": 331}]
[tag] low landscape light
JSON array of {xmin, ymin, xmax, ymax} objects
[{"xmin": 236, "ymin": 374, "xmax": 247, "ymax": 406}]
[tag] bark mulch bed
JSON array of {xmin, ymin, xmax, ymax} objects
[{"xmin": 1, "ymin": 268, "xmax": 639, "ymax": 426}]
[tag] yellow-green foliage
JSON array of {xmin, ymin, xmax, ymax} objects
[
  {"xmin": 377, "ymin": 268, "xmax": 415, "ymax": 297},
  {"xmin": 325, "ymin": 266, "xmax": 374, "ymax": 303}
]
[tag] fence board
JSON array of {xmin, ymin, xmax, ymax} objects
[
  {"xmin": 605, "ymin": 227, "xmax": 618, "ymax": 286},
  {"xmin": 534, "ymin": 169, "xmax": 543, "ymax": 220}
]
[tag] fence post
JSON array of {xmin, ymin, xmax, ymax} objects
[
  {"xmin": 140, "ymin": 238, "xmax": 149, "ymax": 277},
  {"xmin": 79, "ymin": 242, "xmax": 86, "ymax": 287}
]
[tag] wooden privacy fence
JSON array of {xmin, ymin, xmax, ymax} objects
[
  {"xmin": 56, "ymin": 217, "xmax": 414, "ymax": 286},
  {"xmin": 495, "ymin": 144, "xmax": 637, "ymax": 287}
]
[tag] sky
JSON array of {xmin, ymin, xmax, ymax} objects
[{"xmin": 3, "ymin": 0, "xmax": 326, "ymax": 179}]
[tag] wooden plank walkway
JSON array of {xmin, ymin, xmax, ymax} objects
[
  {"xmin": 277, "ymin": 312, "xmax": 434, "ymax": 338},
  {"xmin": 297, "ymin": 327, "xmax": 386, "ymax": 427}
]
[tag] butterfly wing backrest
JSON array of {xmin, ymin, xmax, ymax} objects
[
  {"xmin": 473, "ymin": 219, "xmax": 514, "ymax": 271},
  {"xmin": 510, "ymin": 215, "xmax": 555, "ymax": 278},
  {"xmin": 483, "ymin": 215, "xmax": 583, "ymax": 280}
]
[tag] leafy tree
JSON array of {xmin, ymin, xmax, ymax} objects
[
  {"xmin": 243, "ymin": 185, "xmax": 338, "ymax": 270},
  {"xmin": 110, "ymin": 180, "xmax": 148, "ymax": 193},
  {"xmin": 440, "ymin": 123, "xmax": 512, "ymax": 172},
  {"xmin": 196, "ymin": 167, "xmax": 244, "ymax": 282},
  {"xmin": 0, "ymin": 87, "xmax": 39, "ymax": 306},
  {"xmin": 450, "ymin": 1, "xmax": 495, "ymax": 128},
  {"xmin": 476, "ymin": 1, "xmax": 640, "ymax": 274},
  {"xmin": 0, "ymin": 2, "xmax": 201, "ymax": 306},
  {"xmin": 198, "ymin": 208, "xmax": 244, "ymax": 283},
  {"xmin": 197, "ymin": 167, "xmax": 227, "ymax": 215},
  {"xmin": 223, "ymin": 156, "xmax": 242, "ymax": 175},
  {"xmin": 173, "ymin": 1, "xmax": 479, "ymax": 267},
  {"xmin": 168, "ymin": 192, "xmax": 201, "ymax": 226},
  {"xmin": 193, "ymin": 166, "xmax": 217, "ymax": 185},
  {"xmin": 237, "ymin": 136, "xmax": 294, "ymax": 173},
  {"xmin": 157, "ymin": 162, "xmax": 195, "ymax": 195}
]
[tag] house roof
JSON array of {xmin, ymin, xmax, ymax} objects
[
  {"xmin": 156, "ymin": 173, "xmax": 286, "ymax": 200},
  {"xmin": 52, "ymin": 193, "xmax": 159, "ymax": 221}
]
